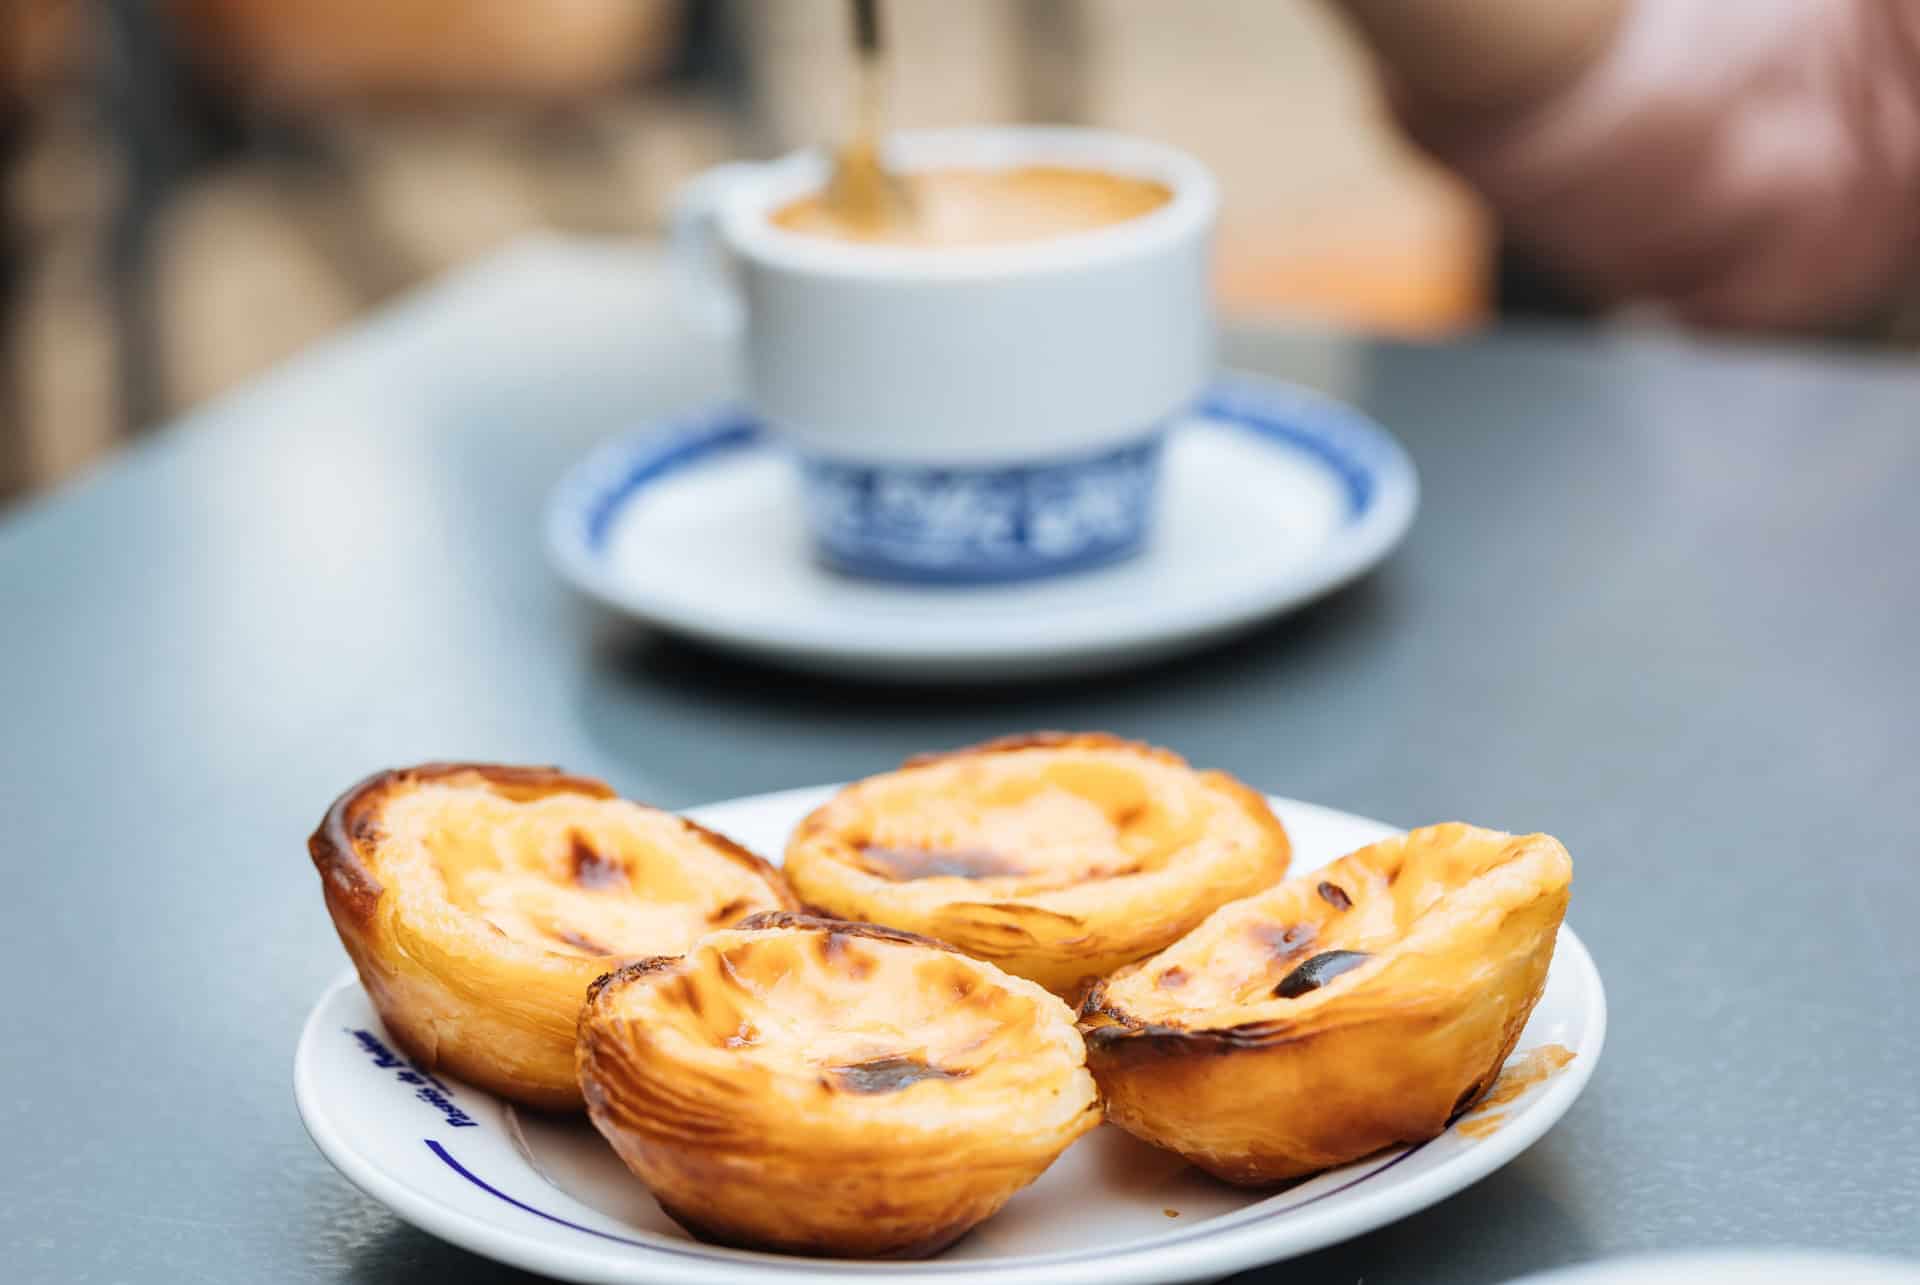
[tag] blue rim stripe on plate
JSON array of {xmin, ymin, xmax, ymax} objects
[
  {"xmin": 424, "ymin": 1133, "xmax": 1431, "ymax": 1271},
  {"xmin": 564, "ymin": 379, "xmax": 1401, "ymax": 560}
]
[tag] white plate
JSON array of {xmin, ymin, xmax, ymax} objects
[
  {"xmin": 296, "ymin": 788, "xmax": 1604, "ymax": 1285},
  {"xmin": 545, "ymin": 375, "xmax": 1418, "ymax": 681}
]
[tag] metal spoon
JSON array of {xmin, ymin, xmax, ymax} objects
[{"xmin": 824, "ymin": 0, "xmax": 914, "ymax": 234}]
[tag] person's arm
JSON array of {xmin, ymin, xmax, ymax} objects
[{"xmin": 1333, "ymin": 0, "xmax": 1920, "ymax": 335}]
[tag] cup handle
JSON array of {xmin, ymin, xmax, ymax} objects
[{"xmin": 668, "ymin": 161, "xmax": 763, "ymax": 339}]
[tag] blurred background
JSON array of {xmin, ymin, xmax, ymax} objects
[{"xmin": 0, "ymin": 0, "xmax": 1501, "ymax": 505}]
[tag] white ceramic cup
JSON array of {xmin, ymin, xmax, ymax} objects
[{"xmin": 671, "ymin": 127, "xmax": 1219, "ymax": 583}]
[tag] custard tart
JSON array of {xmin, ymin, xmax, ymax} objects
[
  {"xmin": 309, "ymin": 763, "xmax": 797, "ymax": 1109},
  {"xmin": 1079, "ymin": 823, "xmax": 1570, "ymax": 1183},
  {"xmin": 577, "ymin": 912, "xmax": 1100, "ymax": 1258},
  {"xmin": 783, "ymin": 733, "xmax": 1291, "ymax": 996}
]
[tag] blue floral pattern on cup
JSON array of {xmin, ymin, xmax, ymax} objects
[{"xmin": 798, "ymin": 436, "xmax": 1164, "ymax": 583}]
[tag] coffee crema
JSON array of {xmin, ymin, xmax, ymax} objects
[{"xmin": 771, "ymin": 165, "xmax": 1173, "ymax": 247}]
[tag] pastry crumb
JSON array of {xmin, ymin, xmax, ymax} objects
[{"xmin": 1163, "ymin": 1208, "xmax": 1179, "ymax": 1217}]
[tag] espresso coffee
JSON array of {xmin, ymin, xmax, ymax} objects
[{"xmin": 772, "ymin": 165, "xmax": 1173, "ymax": 247}]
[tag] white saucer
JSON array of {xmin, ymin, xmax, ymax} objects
[
  {"xmin": 546, "ymin": 375, "xmax": 1418, "ymax": 680},
  {"xmin": 296, "ymin": 787, "xmax": 1604, "ymax": 1285}
]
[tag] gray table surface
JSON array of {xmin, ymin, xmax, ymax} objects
[{"xmin": 3, "ymin": 239, "xmax": 1916, "ymax": 1285}]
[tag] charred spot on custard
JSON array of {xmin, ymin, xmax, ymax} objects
[
  {"xmin": 1157, "ymin": 965, "xmax": 1189, "ymax": 989},
  {"xmin": 552, "ymin": 927, "xmax": 613, "ymax": 956},
  {"xmin": 569, "ymin": 831, "xmax": 627, "ymax": 890},
  {"xmin": 857, "ymin": 844, "xmax": 1027, "ymax": 881},
  {"xmin": 815, "ymin": 930, "xmax": 877, "ymax": 979},
  {"xmin": 1274, "ymin": 949, "xmax": 1372, "ymax": 998},
  {"xmin": 1316, "ymin": 881, "xmax": 1352, "ymax": 911},
  {"xmin": 937, "ymin": 964, "xmax": 1002, "ymax": 1006},
  {"xmin": 1250, "ymin": 921, "xmax": 1317, "ymax": 961},
  {"xmin": 828, "ymin": 1055, "xmax": 970, "ymax": 1095}
]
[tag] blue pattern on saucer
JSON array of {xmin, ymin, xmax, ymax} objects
[{"xmin": 798, "ymin": 436, "xmax": 1163, "ymax": 584}]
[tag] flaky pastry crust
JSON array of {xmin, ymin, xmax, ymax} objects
[
  {"xmin": 784, "ymin": 733, "xmax": 1291, "ymax": 996},
  {"xmin": 577, "ymin": 912, "xmax": 1100, "ymax": 1257},
  {"xmin": 310, "ymin": 763, "xmax": 796, "ymax": 1109},
  {"xmin": 1079, "ymin": 823, "xmax": 1571, "ymax": 1182}
]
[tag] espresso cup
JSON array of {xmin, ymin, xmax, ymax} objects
[{"xmin": 671, "ymin": 127, "xmax": 1218, "ymax": 583}]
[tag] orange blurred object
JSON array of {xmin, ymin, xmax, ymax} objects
[
  {"xmin": 169, "ymin": 0, "xmax": 685, "ymax": 104},
  {"xmin": 1214, "ymin": 198, "xmax": 1491, "ymax": 336}
]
